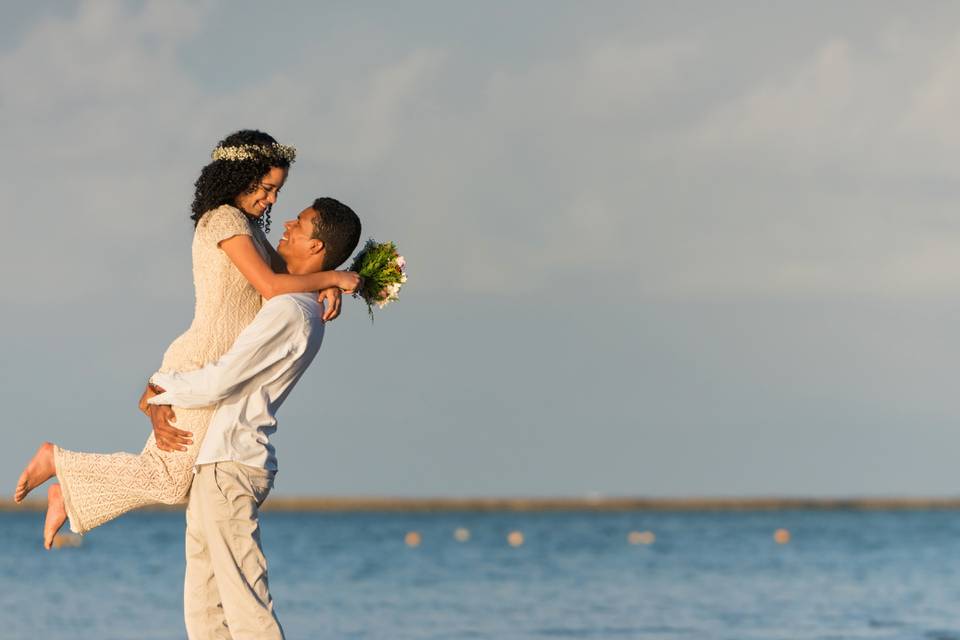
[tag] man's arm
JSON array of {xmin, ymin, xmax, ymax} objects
[{"xmin": 148, "ymin": 298, "xmax": 303, "ymax": 409}]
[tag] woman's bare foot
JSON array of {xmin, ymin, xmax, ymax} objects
[
  {"xmin": 44, "ymin": 484, "xmax": 67, "ymax": 550},
  {"xmin": 14, "ymin": 442, "xmax": 56, "ymax": 503}
]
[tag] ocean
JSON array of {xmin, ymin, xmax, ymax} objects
[{"xmin": 4, "ymin": 509, "xmax": 960, "ymax": 639}]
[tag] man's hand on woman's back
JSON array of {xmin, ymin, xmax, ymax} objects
[{"xmin": 150, "ymin": 405, "xmax": 193, "ymax": 453}]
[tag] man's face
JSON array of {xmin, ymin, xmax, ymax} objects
[{"xmin": 277, "ymin": 207, "xmax": 322, "ymax": 262}]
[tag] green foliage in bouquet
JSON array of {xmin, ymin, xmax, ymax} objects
[{"xmin": 348, "ymin": 239, "xmax": 406, "ymax": 321}]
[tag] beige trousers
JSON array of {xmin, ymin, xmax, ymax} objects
[{"xmin": 184, "ymin": 462, "xmax": 284, "ymax": 640}]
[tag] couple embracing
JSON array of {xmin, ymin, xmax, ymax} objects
[{"xmin": 14, "ymin": 129, "xmax": 364, "ymax": 639}]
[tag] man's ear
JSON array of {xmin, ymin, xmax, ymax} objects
[{"xmin": 310, "ymin": 239, "xmax": 325, "ymax": 255}]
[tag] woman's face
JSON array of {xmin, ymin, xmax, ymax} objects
[{"xmin": 234, "ymin": 166, "xmax": 288, "ymax": 217}]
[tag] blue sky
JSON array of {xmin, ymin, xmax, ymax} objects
[{"xmin": 5, "ymin": 1, "xmax": 960, "ymax": 497}]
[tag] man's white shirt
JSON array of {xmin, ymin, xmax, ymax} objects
[{"xmin": 147, "ymin": 292, "xmax": 324, "ymax": 472}]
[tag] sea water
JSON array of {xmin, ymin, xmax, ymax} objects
[{"xmin": 4, "ymin": 509, "xmax": 960, "ymax": 639}]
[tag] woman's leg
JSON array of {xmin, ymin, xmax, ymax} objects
[
  {"xmin": 51, "ymin": 406, "xmax": 214, "ymax": 535},
  {"xmin": 44, "ymin": 484, "xmax": 67, "ymax": 549}
]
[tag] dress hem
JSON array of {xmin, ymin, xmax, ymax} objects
[{"xmin": 53, "ymin": 445, "xmax": 86, "ymax": 535}]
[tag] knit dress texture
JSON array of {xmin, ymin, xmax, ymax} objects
[{"xmin": 54, "ymin": 205, "xmax": 269, "ymax": 534}]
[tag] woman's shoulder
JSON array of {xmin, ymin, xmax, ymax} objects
[
  {"xmin": 196, "ymin": 205, "xmax": 252, "ymax": 242},
  {"xmin": 197, "ymin": 204, "xmax": 248, "ymax": 227}
]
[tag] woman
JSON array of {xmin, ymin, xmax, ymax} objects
[{"xmin": 14, "ymin": 130, "xmax": 359, "ymax": 548}]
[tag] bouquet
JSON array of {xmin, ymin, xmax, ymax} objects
[{"xmin": 348, "ymin": 240, "xmax": 407, "ymax": 321}]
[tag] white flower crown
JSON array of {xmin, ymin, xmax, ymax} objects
[{"xmin": 211, "ymin": 143, "xmax": 297, "ymax": 163}]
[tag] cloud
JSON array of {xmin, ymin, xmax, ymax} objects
[
  {"xmin": 1, "ymin": 2, "xmax": 449, "ymax": 301},
  {"xmin": 338, "ymin": 49, "xmax": 447, "ymax": 168},
  {"xmin": 696, "ymin": 39, "xmax": 860, "ymax": 152},
  {"xmin": 9, "ymin": 3, "xmax": 960, "ymax": 305},
  {"xmin": 1, "ymin": 1, "xmax": 216, "ymax": 301},
  {"xmin": 902, "ymin": 31, "xmax": 960, "ymax": 150},
  {"xmin": 665, "ymin": 28, "xmax": 960, "ymax": 297}
]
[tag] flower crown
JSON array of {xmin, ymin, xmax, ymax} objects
[{"xmin": 211, "ymin": 143, "xmax": 297, "ymax": 163}]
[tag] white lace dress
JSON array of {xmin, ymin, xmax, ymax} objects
[{"xmin": 54, "ymin": 205, "xmax": 269, "ymax": 534}]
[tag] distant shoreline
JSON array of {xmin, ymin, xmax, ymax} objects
[{"xmin": 7, "ymin": 496, "xmax": 960, "ymax": 513}]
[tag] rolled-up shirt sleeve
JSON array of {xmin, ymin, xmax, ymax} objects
[{"xmin": 148, "ymin": 299, "xmax": 303, "ymax": 408}]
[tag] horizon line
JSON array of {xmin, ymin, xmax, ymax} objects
[{"xmin": 6, "ymin": 495, "xmax": 960, "ymax": 513}]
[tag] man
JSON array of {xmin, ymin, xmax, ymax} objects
[{"xmin": 146, "ymin": 197, "xmax": 361, "ymax": 640}]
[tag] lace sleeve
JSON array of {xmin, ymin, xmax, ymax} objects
[{"xmin": 197, "ymin": 205, "xmax": 252, "ymax": 246}]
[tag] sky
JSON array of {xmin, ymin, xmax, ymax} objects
[{"xmin": 5, "ymin": 0, "xmax": 960, "ymax": 497}]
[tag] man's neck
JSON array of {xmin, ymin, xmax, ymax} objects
[
  {"xmin": 282, "ymin": 259, "xmax": 321, "ymax": 298},
  {"xmin": 285, "ymin": 259, "xmax": 311, "ymax": 276}
]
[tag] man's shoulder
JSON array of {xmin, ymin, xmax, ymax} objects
[{"xmin": 262, "ymin": 294, "xmax": 321, "ymax": 325}]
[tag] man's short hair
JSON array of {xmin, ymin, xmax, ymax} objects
[{"xmin": 310, "ymin": 197, "xmax": 362, "ymax": 270}]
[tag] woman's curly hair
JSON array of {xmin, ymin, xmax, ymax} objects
[{"xmin": 190, "ymin": 130, "xmax": 293, "ymax": 233}]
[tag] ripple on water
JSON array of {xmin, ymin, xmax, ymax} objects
[{"xmin": 5, "ymin": 510, "xmax": 960, "ymax": 639}]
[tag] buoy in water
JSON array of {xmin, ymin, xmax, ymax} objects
[{"xmin": 628, "ymin": 530, "xmax": 655, "ymax": 545}]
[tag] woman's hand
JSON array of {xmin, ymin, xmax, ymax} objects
[
  {"xmin": 318, "ymin": 287, "xmax": 343, "ymax": 322},
  {"xmin": 139, "ymin": 384, "xmax": 156, "ymax": 415},
  {"xmin": 337, "ymin": 271, "xmax": 362, "ymax": 295}
]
